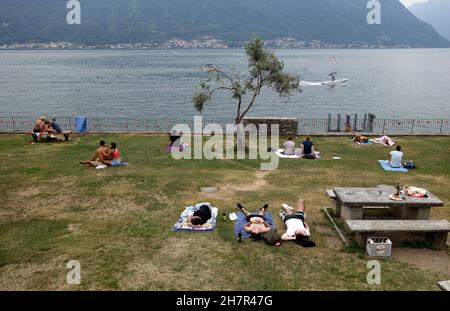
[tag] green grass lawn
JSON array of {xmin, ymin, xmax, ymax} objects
[{"xmin": 0, "ymin": 134, "xmax": 449, "ymax": 290}]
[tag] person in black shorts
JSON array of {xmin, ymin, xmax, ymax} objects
[
  {"xmin": 280, "ymin": 199, "xmax": 315, "ymax": 247},
  {"xmin": 237, "ymin": 203, "xmax": 272, "ymax": 236},
  {"xmin": 187, "ymin": 204, "xmax": 212, "ymax": 228}
]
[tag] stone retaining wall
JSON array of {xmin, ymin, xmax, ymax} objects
[{"xmin": 243, "ymin": 117, "xmax": 298, "ymax": 136}]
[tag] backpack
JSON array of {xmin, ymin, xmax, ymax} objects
[
  {"xmin": 403, "ymin": 161, "xmax": 416, "ymax": 169},
  {"xmin": 303, "ymin": 154, "xmax": 316, "ymax": 160}
]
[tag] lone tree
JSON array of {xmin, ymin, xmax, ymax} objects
[{"xmin": 193, "ymin": 38, "xmax": 301, "ymax": 125}]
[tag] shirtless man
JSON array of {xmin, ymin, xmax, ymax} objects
[
  {"xmin": 34, "ymin": 116, "xmax": 46, "ymax": 133},
  {"xmin": 80, "ymin": 140, "xmax": 110, "ymax": 166},
  {"xmin": 237, "ymin": 203, "xmax": 272, "ymax": 237},
  {"xmin": 280, "ymin": 199, "xmax": 315, "ymax": 247}
]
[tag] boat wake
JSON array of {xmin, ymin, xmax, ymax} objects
[
  {"xmin": 299, "ymin": 81, "xmax": 323, "ymax": 86},
  {"xmin": 300, "ymin": 79, "xmax": 348, "ymax": 87}
]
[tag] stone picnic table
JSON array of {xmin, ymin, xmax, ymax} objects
[{"xmin": 332, "ymin": 187, "xmax": 444, "ymax": 221}]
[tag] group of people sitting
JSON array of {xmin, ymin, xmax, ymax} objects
[
  {"xmin": 80, "ymin": 140, "xmax": 127, "ymax": 167},
  {"xmin": 282, "ymin": 136, "xmax": 317, "ymax": 159},
  {"xmin": 187, "ymin": 199, "xmax": 316, "ymax": 248},
  {"xmin": 32, "ymin": 116, "xmax": 64, "ymax": 142}
]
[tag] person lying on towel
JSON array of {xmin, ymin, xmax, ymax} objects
[
  {"xmin": 187, "ymin": 204, "xmax": 212, "ymax": 228},
  {"xmin": 353, "ymin": 135, "xmax": 369, "ymax": 144},
  {"xmin": 237, "ymin": 203, "xmax": 272, "ymax": 237},
  {"xmin": 280, "ymin": 199, "xmax": 315, "ymax": 247}
]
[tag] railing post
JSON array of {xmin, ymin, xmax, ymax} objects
[
  {"xmin": 411, "ymin": 119, "xmax": 415, "ymax": 135},
  {"xmin": 97, "ymin": 117, "xmax": 101, "ymax": 133},
  {"xmin": 11, "ymin": 117, "xmax": 15, "ymax": 132},
  {"xmin": 327, "ymin": 114, "xmax": 331, "ymax": 133},
  {"xmin": 440, "ymin": 119, "xmax": 444, "ymax": 134},
  {"xmin": 382, "ymin": 119, "xmax": 386, "ymax": 134},
  {"xmin": 337, "ymin": 114, "xmax": 341, "ymax": 132}
]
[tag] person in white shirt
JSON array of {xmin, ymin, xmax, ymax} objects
[
  {"xmin": 282, "ymin": 137, "xmax": 296, "ymax": 155},
  {"xmin": 389, "ymin": 145, "xmax": 403, "ymax": 168},
  {"xmin": 280, "ymin": 199, "xmax": 315, "ymax": 247}
]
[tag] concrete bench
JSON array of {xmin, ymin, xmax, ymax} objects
[
  {"xmin": 437, "ymin": 280, "xmax": 450, "ymax": 291},
  {"xmin": 345, "ymin": 220, "xmax": 450, "ymax": 250},
  {"xmin": 326, "ymin": 189, "xmax": 339, "ymax": 215},
  {"xmin": 326, "ymin": 189, "xmax": 336, "ymax": 199}
]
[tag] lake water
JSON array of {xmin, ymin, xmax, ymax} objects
[{"xmin": 0, "ymin": 49, "xmax": 449, "ymax": 119}]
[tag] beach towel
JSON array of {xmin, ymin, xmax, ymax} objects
[
  {"xmin": 357, "ymin": 141, "xmax": 374, "ymax": 145},
  {"xmin": 172, "ymin": 202, "xmax": 218, "ymax": 232},
  {"xmin": 234, "ymin": 212, "xmax": 275, "ymax": 239},
  {"xmin": 275, "ymin": 149, "xmax": 300, "ymax": 159},
  {"xmin": 373, "ymin": 135, "xmax": 395, "ymax": 146},
  {"xmin": 378, "ymin": 160, "xmax": 408, "ymax": 173}
]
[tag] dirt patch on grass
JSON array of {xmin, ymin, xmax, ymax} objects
[
  {"xmin": 325, "ymin": 236, "xmax": 343, "ymax": 250},
  {"xmin": 199, "ymin": 170, "xmax": 269, "ymax": 201},
  {"xmin": 393, "ymin": 249, "xmax": 450, "ymax": 276},
  {"xmin": 17, "ymin": 187, "xmax": 41, "ymax": 198},
  {"xmin": 120, "ymin": 236, "xmax": 233, "ymax": 290},
  {"xmin": 0, "ymin": 255, "xmax": 72, "ymax": 291}
]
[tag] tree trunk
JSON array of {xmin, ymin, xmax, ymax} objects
[{"xmin": 236, "ymin": 121, "xmax": 246, "ymax": 157}]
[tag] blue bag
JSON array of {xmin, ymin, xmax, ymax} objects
[{"xmin": 75, "ymin": 117, "xmax": 87, "ymax": 133}]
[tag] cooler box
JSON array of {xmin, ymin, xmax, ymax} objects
[{"xmin": 366, "ymin": 237, "xmax": 392, "ymax": 257}]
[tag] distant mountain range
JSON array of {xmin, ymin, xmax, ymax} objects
[
  {"xmin": 409, "ymin": 0, "xmax": 450, "ymax": 41},
  {"xmin": 0, "ymin": 0, "xmax": 449, "ymax": 47}
]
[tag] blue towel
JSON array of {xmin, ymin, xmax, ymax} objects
[
  {"xmin": 75, "ymin": 116, "xmax": 88, "ymax": 133},
  {"xmin": 234, "ymin": 212, "xmax": 275, "ymax": 239},
  {"xmin": 378, "ymin": 160, "xmax": 408, "ymax": 173}
]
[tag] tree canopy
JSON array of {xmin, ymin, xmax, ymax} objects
[{"xmin": 193, "ymin": 38, "xmax": 300, "ymax": 124}]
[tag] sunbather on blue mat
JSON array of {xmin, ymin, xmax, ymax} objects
[
  {"xmin": 237, "ymin": 203, "xmax": 272, "ymax": 236},
  {"xmin": 234, "ymin": 203, "xmax": 281, "ymax": 247}
]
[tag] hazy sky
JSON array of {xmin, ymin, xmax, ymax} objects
[{"xmin": 399, "ymin": 0, "xmax": 429, "ymax": 7}]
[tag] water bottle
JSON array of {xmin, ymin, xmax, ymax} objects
[{"xmin": 222, "ymin": 210, "xmax": 227, "ymax": 222}]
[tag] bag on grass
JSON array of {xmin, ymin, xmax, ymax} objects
[{"xmin": 403, "ymin": 161, "xmax": 416, "ymax": 169}]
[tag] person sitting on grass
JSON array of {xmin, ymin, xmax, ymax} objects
[
  {"xmin": 103, "ymin": 142, "xmax": 128, "ymax": 167},
  {"xmin": 237, "ymin": 203, "xmax": 272, "ymax": 237},
  {"xmin": 169, "ymin": 130, "xmax": 182, "ymax": 147},
  {"xmin": 280, "ymin": 199, "xmax": 315, "ymax": 247},
  {"xmin": 282, "ymin": 137, "xmax": 296, "ymax": 155},
  {"xmin": 301, "ymin": 136, "xmax": 315, "ymax": 157},
  {"xmin": 187, "ymin": 204, "xmax": 212, "ymax": 228},
  {"xmin": 388, "ymin": 145, "xmax": 403, "ymax": 168},
  {"xmin": 80, "ymin": 140, "xmax": 110, "ymax": 166}
]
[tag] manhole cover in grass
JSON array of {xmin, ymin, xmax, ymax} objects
[{"xmin": 200, "ymin": 187, "xmax": 219, "ymax": 193}]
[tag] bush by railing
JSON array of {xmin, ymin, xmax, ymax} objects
[{"xmin": 1, "ymin": 116, "xmax": 449, "ymax": 135}]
